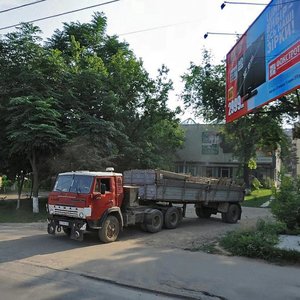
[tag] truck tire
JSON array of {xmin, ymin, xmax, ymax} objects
[
  {"xmin": 164, "ymin": 207, "xmax": 180, "ymax": 229},
  {"xmin": 145, "ymin": 209, "xmax": 163, "ymax": 233},
  {"xmin": 195, "ymin": 207, "xmax": 211, "ymax": 218},
  {"xmin": 222, "ymin": 204, "xmax": 241, "ymax": 224},
  {"xmin": 98, "ymin": 215, "xmax": 120, "ymax": 243}
]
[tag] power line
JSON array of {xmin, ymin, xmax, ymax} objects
[
  {"xmin": 119, "ymin": 20, "xmax": 199, "ymax": 36},
  {"xmin": 0, "ymin": 0, "xmax": 46, "ymax": 14},
  {"xmin": 0, "ymin": 0, "xmax": 121, "ymax": 31}
]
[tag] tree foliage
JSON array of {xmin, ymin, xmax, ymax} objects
[
  {"xmin": 272, "ymin": 176, "xmax": 300, "ymax": 229},
  {"xmin": 0, "ymin": 14, "xmax": 184, "ymax": 208},
  {"xmin": 181, "ymin": 49, "xmax": 286, "ymax": 186},
  {"xmin": 181, "ymin": 50, "xmax": 225, "ymax": 123}
]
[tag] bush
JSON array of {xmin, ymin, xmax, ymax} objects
[
  {"xmin": 261, "ymin": 177, "xmax": 274, "ymax": 189},
  {"xmin": 251, "ymin": 177, "xmax": 262, "ymax": 190},
  {"xmin": 271, "ymin": 176, "xmax": 300, "ymax": 229},
  {"xmin": 256, "ymin": 218, "xmax": 286, "ymax": 234},
  {"xmin": 1, "ymin": 175, "xmax": 12, "ymax": 193},
  {"xmin": 220, "ymin": 220, "xmax": 300, "ymax": 263},
  {"xmin": 220, "ymin": 219, "xmax": 282, "ymax": 260}
]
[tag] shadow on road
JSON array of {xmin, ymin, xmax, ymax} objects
[
  {"xmin": 0, "ymin": 215, "xmax": 230, "ymax": 264},
  {"xmin": 0, "ymin": 230, "xmax": 100, "ymax": 264}
]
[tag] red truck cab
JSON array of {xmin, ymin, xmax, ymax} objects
[{"xmin": 47, "ymin": 170, "xmax": 124, "ymax": 242}]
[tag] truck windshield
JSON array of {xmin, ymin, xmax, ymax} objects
[{"xmin": 53, "ymin": 175, "xmax": 93, "ymax": 194}]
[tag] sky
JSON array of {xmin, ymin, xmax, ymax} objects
[{"xmin": 0, "ymin": 0, "xmax": 267, "ymax": 121}]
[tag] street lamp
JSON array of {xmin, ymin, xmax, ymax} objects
[
  {"xmin": 203, "ymin": 32, "xmax": 241, "ymax": 39},
  {"xmin": 221, "ymin": 1, "xmax": 267, "ymax": 10}
]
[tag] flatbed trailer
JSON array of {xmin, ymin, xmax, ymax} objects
[{"xmin": 123, "ymin": 169, "xmax": 244, "ymax": 223}]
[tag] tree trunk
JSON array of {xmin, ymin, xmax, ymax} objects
[
  {"xmin": 29, "ymin": 151, "xmax": 39, "ymax": 213},
  {"xmin": 243, "ymin": 163, "xmax": 250, "ymax": 189},
  {"xmin": 16, "ymin": 173, "xmax": 25, "ymax": 210}
]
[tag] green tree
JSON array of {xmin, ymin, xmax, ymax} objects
[
  {"xmin": 1, "ymin": 13, "xmax": 184, "ymax": 199},
  {"xmin": 220, "ymin": 114, "xmax": 285, "ymax": 186},
  {"xmin": 181, "ymin": 49, "xmax": 225, "ymax": 123},
  {"xmin": 46, "ymin": 14, "xmax": 183, "ymax": 171},
  {"xmin": 181, "ymin": 49, "xmax": 285, "ymax": 186},
  {"xmin": 0, "ymin": 24, "xmax": 67, "ymax": 212},
  {"xmin": 6, "ymin": 96, "xmax": 66, "ymax": 212}
]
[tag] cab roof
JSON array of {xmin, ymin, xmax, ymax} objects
[{"xmin": 58, "ymin": 171, "xmax": 123, "ymax": 177}]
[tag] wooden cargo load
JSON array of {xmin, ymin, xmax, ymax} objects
[{"xmin": 123, "ymin": 169, "xmax": 244, "ymax": 204}]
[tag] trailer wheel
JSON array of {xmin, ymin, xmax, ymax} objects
[
  {"xmin": 195, "ymin": 207, "xmax": 211, "ymax": 218},
  {"xmin": 222, "ymin": 204, "xmax": 241, "ymax": 224},
  {"xmin": 98, "ymin": 215, "xmax": 120, "ymax": 243},
  {"xmin": 145, "ymin": 209, "xmax": 163, "ymax": 233},
  {"xmin": 164, "ymin": 207, "xmax": 180, "ymax": 229}
]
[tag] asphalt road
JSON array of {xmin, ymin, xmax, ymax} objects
[
  {"xmin": 0, "ymin": 261, "xmax": 182, "ymax": 300},
  {"xmin": 0, "ymin": 209, "xmax": 300, "ymax": 300}
]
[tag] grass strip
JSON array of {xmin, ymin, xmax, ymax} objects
[{"xmin": 0, "ymin": 198, "xmax": 47, "ymax": 223}]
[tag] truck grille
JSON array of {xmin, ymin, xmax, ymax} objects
[
  {"xmin": 48, "ymin": 204, "xmax": 91, "ymax": 219},
  {"xmin": 54, "ymin": 207, "xmax": 79, "ymax": 217}
]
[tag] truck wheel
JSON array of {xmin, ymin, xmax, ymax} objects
[
  {"xmin": 145, "ymin": 209, "xmax": 163, "ymax": 233},
  {"xmin": 195, "ymin": 207, "xmax": 211, "ymax": 218},
  {"xmin": 98, "ymin": 215, "xmax": 120, "ymax": 243},
  {"xmin": 222, "ymin": 204, "xmax": 241, "ymax": 223},
  {"xmin": 164, "ymin": 207, "xmax": 180, "ymax": 229}
]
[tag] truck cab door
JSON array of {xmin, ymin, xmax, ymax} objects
[{"xmin": 92, "ymin": 177, "xmax": 115, "ymax": 218}]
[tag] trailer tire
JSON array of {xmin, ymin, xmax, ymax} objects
[
  {"xmin": 195, "ymin": 207, "xmax": 211, "ymax": 219},
  {"xmin": 222, "ymin": 204, "xmax": 241, "ymax": 224},
  {"xmin": 98, "ymin": 215, "xmax": 120, "ymax": 243},
  {"xmin": 164, "ymin": 207, "xmax": 180, "ymax": 229},
  {"xmin": 145, "ymin": 209, "xmax": 163, "ymax": 233}
]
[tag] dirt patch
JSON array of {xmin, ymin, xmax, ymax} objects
[{"xmin": 138, "ymin": 205, "xmax": 272, "ymax": 250}]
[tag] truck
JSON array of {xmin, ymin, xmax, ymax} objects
[{"xmin": 47, "ymin": 168, "xmax": 244, "ymax": 243}]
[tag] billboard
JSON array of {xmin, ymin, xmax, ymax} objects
[{"xmin": 226, "ymin": 0, "xmax": 300, "ymax": 123}]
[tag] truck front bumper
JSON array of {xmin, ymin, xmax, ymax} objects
[{"xmin": 47, "ymin": 215, "xmax": 87, "ymax": 241}]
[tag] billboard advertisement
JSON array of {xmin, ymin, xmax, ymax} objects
[{"xmin": 226, "ymin": 0, "xmax": 300, "ymax": 123}]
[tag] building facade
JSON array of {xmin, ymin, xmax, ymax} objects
[{"xmin": 174, "ymin": 124, "xmax": 280, "ymax": 185}]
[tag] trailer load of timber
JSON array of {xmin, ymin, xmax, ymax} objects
[{"xmin": 123, "ymin": 169, "xmax": 244, "ymax": 204}]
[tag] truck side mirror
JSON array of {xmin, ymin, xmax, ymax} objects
[{"xmin": 101, "ymin": 183, "xmax": 106, "ymax": 195}]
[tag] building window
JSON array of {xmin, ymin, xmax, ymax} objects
[
  {"xmin": 202, "ymin": 132, "xmax": 219, "ymax": 155},
  {"xmin": 187, "ymin": 166, "xmax": 197, "ymax": 176},
  {"xmin": 206, "ymin": 167, "xmax": 213, "ymax": 177},
  {"xmin": 220, "ymin": 167, "xmax": 230, "ymax": 178}
]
